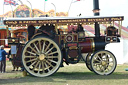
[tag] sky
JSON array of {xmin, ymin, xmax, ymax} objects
[{"xmin": 0, "ymin": 0, "xmax": 128, "ymax": 27}]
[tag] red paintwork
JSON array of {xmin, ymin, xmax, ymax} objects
[
  {"xmin": 79, "ymin": 38, "xmax": 94, "ymax": 53},
  {"xmin": 67, "ymin": 43, "xmax": 77, "ymax": 47}
]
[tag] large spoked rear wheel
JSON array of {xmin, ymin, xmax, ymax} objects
[
  {"xmin": 22, "ymin": 36, "xmax": 62, "ymax": 77},
  {"xmin": 90, "ymin": 50, "xmax": 117, "ymax": 75}
]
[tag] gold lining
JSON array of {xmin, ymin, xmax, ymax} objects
[
  {"xmin": 91, "ymin": 38, "xmax": 95, "ymax": 52},
  {"xmin": 8, "ymin": 41, "xmax": 18, "ymax": 43},
  {"xmin": 69, "ymin": 46, "xmax": 78, "ymax": 50}
]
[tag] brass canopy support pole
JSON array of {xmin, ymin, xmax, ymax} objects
[
  {"xmin": 118, "ymin": 21, "xmax": 122, "ymax": 37},
  {"xmin": 6, "ymin": 26, "xmax": 9, "ymax": 38},
  {"xmin": 55, "ymin": 24, "xmax": 58, "ymax": 34}
]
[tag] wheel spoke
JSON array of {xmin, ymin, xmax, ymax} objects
[
  {"xmin": 104, "ymin": 54, "xmax": 108, "ymax": 58},
  {"xmin": 99, "ymin": 65, "xmax": 103, "ymax": 71},
  {"xmin": 45, "ymin": 63, "xmax": 50, "ymax": 71},
  {"xmin": 45, "ymin": 46, "xmax": 54, "ymax": 54},
  {"xmin": 94, "ymin": 62, "xmax": 101, "ymax": 65},
  {"xmin": 42, "ymin": 41, "xmax": 46, "ymax": 53},
  {"xmin": 29, "ymin": 61, "xmax": 37, "ymax": 68},
  {"xmin": 94, "ymin": 59, "xmax": 101, "ymax": 63},
  {"xmin": 102, "ymin": 54, "xmax": 108, "ymax": 60},
  {"xmin": 101, "ymin": 53, "xmax": 103, "ymax": 57},
  {"xmin": 48, "ymin": 51, "xmax": 58, "ymax": 56},
  {"xmin": 108, "ymin": 64, "xmax": 113, "ymax": 67},
  {"xmin": 48, "ymin": 59, "xmax": 58, "ymax": 64},
  {"xmin": 45, "ymin": 59, "xmax": 54, "ymax": 68},
  {"xmin": 33, "ymin": 43, "xmax": 40, "ymax": 53},
  {"xmin": 26, "ymin": 51, "xmax": 37, "ymax": 56},
  {"xmin": 33, "ymin": 61, "xmax": 40, "ymax": 70},
  {"xmin": 106, "ymin": 67, "xmax": 110, "ymax": 71},
  {"xmin": 46, "ymin": 55, "xmax": 58, "ymax": 58},
  {"xmin": 45, "ymin": 42, "xmax": 51, "ymax": 52},
  {"xmin": 41, "ymin": 61, "xmax": 45, "ymax": 72},
  {"xmin": 37, "ymin": 62, "xmax": 41, "ymax": 73},
  {"xmin": 97, "ymin": 56, "xmax": 102, "ymax": 61},
  {"xmin": 25, "ymin": 56, "xmax": 37, "ymax": 58},
  {"xmin": 94, "ymin": 64, "xmax": 99, "ymax": 69},
  {"xmin": 38, "ymin": 40, "xmax": 41, "ymax": 52},
  {"xmin": 102, "ymin": 66, "xmax": 106, "ymax": 72},
  {"xmin": 29, "ymin": 46, "xmax": 38, "ymax": 54},
  {"xmin": 26, "ymin": 58, "xmax": 38, "ymax": 63}
]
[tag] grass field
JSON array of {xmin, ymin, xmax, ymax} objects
[{"xmin": 0, "ymin": 61, "xmax": 128, "ymax": 85}]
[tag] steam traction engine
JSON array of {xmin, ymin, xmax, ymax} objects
[{"xmin": 4, "ymin": 16, "xmax": 124, "ymax": 77}]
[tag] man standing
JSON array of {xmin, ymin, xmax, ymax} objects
[{"xmin": 0, "ymin": 45, "xmax": 8, "ymax": 73}]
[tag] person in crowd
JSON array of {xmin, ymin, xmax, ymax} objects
[
  {"xmin": 7, "ymin": 50, "xmax": 19, "ymax": 71},
  {"xmin": 0, "ymin": 45, "xmax": 8, "ymax": 73}
]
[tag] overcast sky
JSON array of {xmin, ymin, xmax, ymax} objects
[{"xmin": 0, "ymin": 0, "xmax": 128, "ymax": 27}]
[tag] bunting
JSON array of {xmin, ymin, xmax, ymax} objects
[{"xmin": 4, "ymin": 0, "xmax": 18, "ymax": 6}]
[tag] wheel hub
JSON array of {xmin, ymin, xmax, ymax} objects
[
  {"xmin": 39, "ymin": 54, "xmax": 46, "ymax": 60},
  {"xmin": 101, "ymin": 61, "xmax": 107, "ymax": 66}
]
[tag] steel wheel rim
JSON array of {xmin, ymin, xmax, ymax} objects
[
  {"xmin": 85, "ymin": 53, "xmax": 93, "ymax": 71},
  {"xmin": 22, "ymin": 37, "xmax": 62, "ymax": 77},
  {"xmin": 91, "ymin": 50, "xmax": 116, "ymax": 75}
]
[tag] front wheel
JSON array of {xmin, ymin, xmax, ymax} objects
[
  {"xmin": 22, "ymin": 36, "xmax": 62, "ymax": 77},
  {"xmin": 90, "ymin": 50, "xmax": 117, "ymax": 75}
]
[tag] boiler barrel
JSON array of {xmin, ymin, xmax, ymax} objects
[{"xmin": 79, "ymin": 38, "xmax": 106, "ymax": 53}]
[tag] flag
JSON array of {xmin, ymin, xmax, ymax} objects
[{"xmin": 4, "ymin": 0, "xmax": 19, "ymax": 6}]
